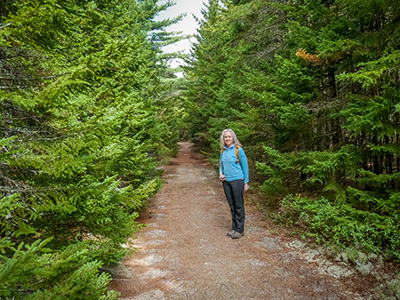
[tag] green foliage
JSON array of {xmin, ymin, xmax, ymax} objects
[
  {"xmin": 0, "ymin": 238, "xmax": 119, "ymax": 299},
  {"xmin": 186, "ymin": 0, "xmax": 400, "ymax": 261},
  {"xmin": 281, "ymin": 195, "xmax": 400, "ymax": 260},
  {"xmin": 1, "ymin": 0, "xmax": 185, "ymax": 297}
]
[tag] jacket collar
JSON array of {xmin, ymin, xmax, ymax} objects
[{"xmin": 224, "ymin": 143, "xmax": 235, "ymax": 150}]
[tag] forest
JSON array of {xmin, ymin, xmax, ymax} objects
[
  {"xmin": 186, "ymin": 0, "xmax": 400, "ymax": 264},
  {"xmin": 1, "ymin": 0, "xmax": 399, "ymax": 298}
]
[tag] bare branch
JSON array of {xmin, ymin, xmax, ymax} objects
[{"xmin": 0, "ymin": 22, "xmax": 12, "ymax": 29}]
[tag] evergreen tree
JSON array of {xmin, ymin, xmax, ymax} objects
[
  {"xmin": 0, "ymin": 0, "xmax": 185, "ymax": 297},
  {"xmin": 185, "ymin": 0, "xmax": 400, "ymax": 261}
]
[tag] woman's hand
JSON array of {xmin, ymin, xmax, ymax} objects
[
  {"xmin": 244, "ymin": 183, "xmax": 249, "ymax": 192},
  {"xmin": 219, "ymin": 174, "xmax": 226, "ymax": 181}
]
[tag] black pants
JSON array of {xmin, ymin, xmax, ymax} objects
[{"xmin": 223, "ymin": 179, "xmax": 245, "ymax": 233}]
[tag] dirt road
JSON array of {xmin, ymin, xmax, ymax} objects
[{"xmin": 109, "ymin": 142, "xmax": 375, "ymax": 299}]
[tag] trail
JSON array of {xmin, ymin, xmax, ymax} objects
[{"xmin": 109, "ymin": 142, "xmax": 375, "ymax": 299}]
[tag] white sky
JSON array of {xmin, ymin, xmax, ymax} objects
[{"xmin": 155, "ymin": 0, "xmax": 206, "ymax": 68}]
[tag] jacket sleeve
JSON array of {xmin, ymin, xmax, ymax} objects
[
  {"xmin": 239, "ymin": 147, "xmax": 249, "ymax": 183},
  {"xmin": 219, "ymin": 150, "xmax": 223, "ymax": 175}
]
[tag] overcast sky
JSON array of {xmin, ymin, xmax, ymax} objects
[{"xmin": 155, "ymin": 0, "xmax": 206, "ymax": 68}]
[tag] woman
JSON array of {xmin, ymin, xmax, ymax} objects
[{"xmin": 219, "ymin": 129, "xmax": 249, "ymax": 239}]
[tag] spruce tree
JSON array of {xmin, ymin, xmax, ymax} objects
[
  {"xmin": 1, "ymin": 0, "xmax": 185, "ymax": 297},
  {"xmin": 185, "ymin": 0, "xmax": 400, "ymax": 260}
]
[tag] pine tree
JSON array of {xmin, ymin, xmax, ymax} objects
[
  {"xmin": 1, "ymin": 0, "xmax": 185, "ymax": 297},
  {"xmin": 185, "ymin": 0, "xmax": 400, "ymax": 260}
]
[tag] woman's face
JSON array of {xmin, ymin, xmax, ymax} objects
[{"xmin": 223, "ymin": 132, "xmax": 234, "ymax": 148}]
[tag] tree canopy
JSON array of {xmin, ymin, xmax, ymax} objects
[
  {"xmin": 185, "ymin": 0, "xmax": 400, "ymax": 263},
  {"xmin": 0, "ymin": 0, "xmax": 187, "ymax": 298}
]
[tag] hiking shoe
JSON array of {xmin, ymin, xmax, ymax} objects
[
  {"xmin": 231, "ymin": 232, "xmax": 244, "ymax": 239},
  {"xmin": 226, "ymin": 230, "xmax": 236, "ymax": 237}
]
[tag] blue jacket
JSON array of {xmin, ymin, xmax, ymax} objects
[{"xmin": 219, "ymin": 144, "xmax": 249, "ymax": 184}]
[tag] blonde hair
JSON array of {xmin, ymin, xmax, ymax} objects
[{"xmin": 220, "ymin": 129, "xmax": 241, "ymax": 150}]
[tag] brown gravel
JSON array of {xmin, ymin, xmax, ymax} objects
[{"xmin": 108, "ymin": 141, "xmax": 382, "ymax": 300}]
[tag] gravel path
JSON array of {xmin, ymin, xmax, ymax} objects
[{"xmin": 109, "ymin": 142, "xmax": 376, "ymax": 299}]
